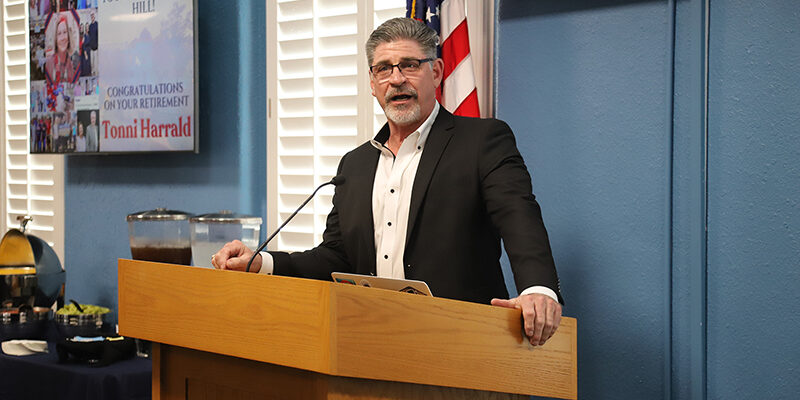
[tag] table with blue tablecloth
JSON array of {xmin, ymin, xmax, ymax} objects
[{"xmin": 0, "ymin": 322, "xmax": 151, "ymax": 400}]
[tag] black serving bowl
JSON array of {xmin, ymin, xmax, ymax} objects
[
  {"xmin": 0, "ymin": 306, "xmax": 50, "ymax": 341},
  {"xmin": 55, "ymin": 312, "xmax": 108, "ymax": 338}
]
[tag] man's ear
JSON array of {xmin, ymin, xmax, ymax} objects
[
  {"xmin": 432, "ymin": 58, "xmax": 444, "ymax": 88},
  {"xmin": 370, "ymin": 75, "xmax": 376, "ymax": 97}
]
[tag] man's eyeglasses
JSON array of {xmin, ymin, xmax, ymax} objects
[{"xmin": 369, "ymin": 58, "xmax": 434, "ymax": 81}]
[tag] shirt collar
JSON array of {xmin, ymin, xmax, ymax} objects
[{"xmin": 370, "ymin": 102, "xmax": 440, "ymax": 151}]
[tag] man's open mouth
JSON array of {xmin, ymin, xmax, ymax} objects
[{"xmin": 390, "ymin": 94, "xmax": 414, "ymax": 101}]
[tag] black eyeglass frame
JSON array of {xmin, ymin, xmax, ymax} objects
[{"xmin": 369, "ymin": 58, "xmax": 435, "ymax": 79}]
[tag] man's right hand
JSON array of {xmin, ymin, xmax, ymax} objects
[{"xmin": 211, "ymin": 240, "xmax": 262, "ymax": 273}]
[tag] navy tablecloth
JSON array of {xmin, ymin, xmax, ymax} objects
[{"xmin": 0, "ymin": 323, "xmax": 151, "ymax": 400}]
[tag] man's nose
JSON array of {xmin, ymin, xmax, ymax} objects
[{"xmin": 387, "ymin": 66, "xmax": 407, "ymax": 85}]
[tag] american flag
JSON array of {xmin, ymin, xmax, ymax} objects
[{"xmin": 407, "ymin": 0, "xmax": 480, "ymax": 117}]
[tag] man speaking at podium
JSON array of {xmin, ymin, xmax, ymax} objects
[{"xmin": 213, "ymin": 18, "xmax": 563, "ymax": 346}]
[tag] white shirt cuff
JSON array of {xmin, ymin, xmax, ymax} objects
[
  {"xmin": 519, "ymin": 286, "xmax": 558, "ymax": 303},
  {"xmin": 257, "ymin": 251, "xmax": 274, "ymax": 275}
]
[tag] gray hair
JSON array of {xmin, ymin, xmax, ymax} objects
[{"xmin": 365, "ymin": 17, "xmax": 439, "ymax": 65}]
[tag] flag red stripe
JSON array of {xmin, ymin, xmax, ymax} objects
[
  {"xmin": 440, "ymin": 19, "xmax": 471, "ymax": 82},
  {"xmin": 453, "ymin": 88, "xmax": 479, "ymax": 117}
]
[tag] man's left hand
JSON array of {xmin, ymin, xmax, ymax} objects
[{"xmin": 491, "ymin": 293, "xmax": 562, "ymax": 346}]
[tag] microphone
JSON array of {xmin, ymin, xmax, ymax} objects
[{"xmin": 245, "ymin": 175, "xmax": 346, "ymax": 272}]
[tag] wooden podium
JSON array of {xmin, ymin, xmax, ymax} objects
[{"xmin": 118, "ymin": 259, "xmax": 577, "ymax": 399}]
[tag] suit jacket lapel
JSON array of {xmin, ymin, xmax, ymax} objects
[{"xmin": 406, "ymin": 109, "xmax": 455, "ymax": 247}]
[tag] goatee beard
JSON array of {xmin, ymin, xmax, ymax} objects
[
  {"xmin": 384, "ymin": 86, "xmax": 421, "ymax": 125},
  {"xmin": 385, "ymin": 103, "xmax": 421, "ymax": 125}
]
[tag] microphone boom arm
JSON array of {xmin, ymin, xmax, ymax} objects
[{"xmin": 245, "ymin": 177, "xmax": 343, "ymax": 273}]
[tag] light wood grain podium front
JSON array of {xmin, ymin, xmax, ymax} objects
[{"xmin": 118, "ymin": 259, "xmax": 577, "ymax": 399}]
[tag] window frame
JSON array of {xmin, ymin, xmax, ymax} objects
[{"xmin": 265, "ymin": 0, "xmax": 492, "ymax": 252}]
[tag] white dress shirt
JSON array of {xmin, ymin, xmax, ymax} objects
[
  {"xmin": 261, "ymin": 102, "xmax": 557, "ymax": 302},
  {"xmin": 370, "ymin": 102, "xmax": 437, "ymax": 279}
]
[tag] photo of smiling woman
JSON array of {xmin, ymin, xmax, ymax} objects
[{"xmin": 44, "ymin": 11, "xmax": 81, "ymax": 84}]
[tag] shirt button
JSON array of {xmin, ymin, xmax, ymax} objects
[
  {"xmin": 417, "ymin": 146, "xmax": 421, "ymax": 150},
  {"xmin": 387, "ymin": 221, "xmax": 392, "ymax": 226},
  {"xmin": 390, "ymin": 189, "xmax": 395, "ymax": 193},
  {"xmin": 384, "ymin": 255, "xmax": 389, "ymax": 259}
]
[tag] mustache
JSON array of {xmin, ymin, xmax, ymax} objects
[{"xmin": 384, "ymin": 86, "xmax": 418, "ymax": 103}]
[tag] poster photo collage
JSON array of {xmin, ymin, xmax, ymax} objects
[{"xmin": 30, "ymin": 0, "xmax": 99, "ymax": 153}]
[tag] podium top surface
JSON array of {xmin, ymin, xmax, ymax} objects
[{"xmin": 118, "ymin": 259, "xmax": 576, "ymax": 399}]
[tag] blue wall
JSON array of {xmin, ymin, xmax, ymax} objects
[
  {"xmin": 64, "ymin": 0, "xmax": 266, "ymax": 323},
  {"xmin": 59, "ymin": 0, "xmax": 799, "ymax": 398},
  {"xmin": 497, "ymin": 1, "xmax": 671, "ymax": 398},
  {"xmin": 706, "ymin": 1, "xmax": 800, "ymax": 398},
  {"xmin": 497, "ymin": 0, "xmax": 799, "ymax": 399}
]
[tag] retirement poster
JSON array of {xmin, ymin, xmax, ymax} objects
[{"xmin": 29, "ymin": 0, "xmax": 196, "ymax": 154}]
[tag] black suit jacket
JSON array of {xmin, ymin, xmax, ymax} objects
[{"xmin": 272, "ymin": 108, "xmax": 563, "ymax": 305}]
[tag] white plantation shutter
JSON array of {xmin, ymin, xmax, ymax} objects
[
  {"xmin": 370, "ymin": 2, "xmax": 396, "ymax": 140},
  {"xmin": 267, "ymin": 0, "xmax": 403, "ymax": 251},
  {"xmin": 1, "ymin": 1, "xmax": 64, "ymax": 260}
]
